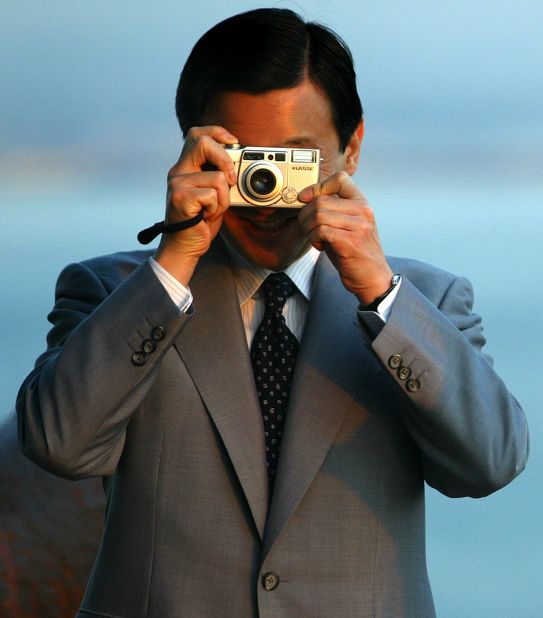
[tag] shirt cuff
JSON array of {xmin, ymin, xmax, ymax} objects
[
  {"xmin": 375, "ymin": 280, "xmax": 401, "ymax": 322},
  {"xmin": 357, "ymin": 278, "xmax": 402, "ymax": 338},
  {"xmin": 149, "ymin": 257, "xmax": 193, "ymax": 313}
]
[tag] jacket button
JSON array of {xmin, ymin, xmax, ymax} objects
[
  {"xmin": 141, "ymin": 339, "xmax": 157, "ymax": 354},
  {"xmin": 398, "ymin": 366, "xmax": 412, "ymax": 381},
  {"xmin": 151, "ymin": 326, "xmax": 166, "ymax": 341},
  {"xmin": 131, "ymin": 351, "xmax": 146, "ymax": 366},
  {"xmin": 406, "ymin": 378, "xmax": 421, "ymax": 393},
  {"xmin": 388, "ymin": 354, "xmax": 402, "ymax": 369},
  {"xmin": 262, "ymin": 572, "xmax": 280, "ymax": 591}
]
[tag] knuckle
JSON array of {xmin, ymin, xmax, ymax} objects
[
  {"xmin": 167, "ymin": 166, "xmax": 178, "ymax": 181},
  {"xmin": 208, "ymin": 169, "xmax": 230, "ymax": 189},
  {"xmin": 169, "ymin": 187, "xmax": 189, "ymax": 209},
  {"xmin": 313, "ymin": 195, "xmax": 330, "ymax": 209},
  {"xmin": 209, "ymin": 124, "xmax": 229, "ymax": 136},
  {"xmin": 186, "ymin": 126, "xmax": 204, "ymax": 139},
  {"xmin": 182, "ymin": 129, "xmax": 215, "ymax": 154},
  {"xmin": 362, "ymin": 204, "xmax": 375, "ymax": 220},
  {"xmin": 198, "ymin": 134, "xmax": 213, "ymax": 148},
  {"xmin": 314, "ymin": 222, "xmax": 331, "ymax": 237},
  {"xmin": 359, "ymin": 224, "xmax": 375, "ymax": 240},
  {"xmin": 167, "ymin": 169, "xmax": 188, "ymax": 188},
  {"xmin": 312, "ymin": 207, "xmax": 329, "ymax": 225}
]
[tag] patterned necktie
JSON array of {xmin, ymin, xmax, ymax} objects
[{"xmin": 250, "ymin": 272, "xmax": 299, "ymax": 490}]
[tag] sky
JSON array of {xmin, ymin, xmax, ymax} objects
[
  {"xmin": 1, "ymin": 1, "xmax": 542, "ymax": 616},
  {"xmin": 1, "ymin": 0, "xmax": 542, "ymax": 189}
]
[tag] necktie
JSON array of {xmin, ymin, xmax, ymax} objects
[{"xmin": 250, "ymin": 272, "xmax": 299, "ymax": 489}]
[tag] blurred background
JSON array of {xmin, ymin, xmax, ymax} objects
[{"xmin": 1, "ymin": 1, "xmax": 542, "ymax": 615}]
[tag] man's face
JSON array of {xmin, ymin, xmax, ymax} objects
[{"xmin": 205, "ymin": 79, "xmax": 361, "ymax": 270}]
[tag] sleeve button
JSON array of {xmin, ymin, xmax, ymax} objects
[
  {"xmin": 151, "ymin": 326, "xmax": 166, "ymax": 341},
  {"xmin": 142, "ymin": 339, "xmax": 157, "ymax": 354},
  {"xmin": 406, "ymin": 378, "xmax": 421, "ymax": 393},
  {"xmin": 398, "ymin": 366, "xmax": 412, "ymax": 381},
  {"xmin": 388, "ymin": 354, "xmax": 402, "ymax": 369},
  {"xmin": 131, "ymin": 351, "xmax": 147, "ymax": 366}
]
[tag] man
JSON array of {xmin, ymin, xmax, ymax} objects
[{"xmin": 17, "ymin": 8, "xmax": 528, "ymax": 618}]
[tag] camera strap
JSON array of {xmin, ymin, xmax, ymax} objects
[{"xmin": 137, "ymin": 212, "xmax": 204, "ymax": 245}]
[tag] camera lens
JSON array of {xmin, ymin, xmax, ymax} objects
[
  {"xmin": 241, "ymin": 161, "xmax": 283, "ymax": 204},
  {"xmin": 250, "ymin": 169, "xmax": 276, "ymax": 196}
]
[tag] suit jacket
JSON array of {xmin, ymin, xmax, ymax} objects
[{"xmin": 17, "ymin": 239, "xmax": 528, "ymax": 617}]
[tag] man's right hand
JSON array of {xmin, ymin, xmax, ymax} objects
[{"xmin": 153, "ymin": 126, "xmax": 238, "ymax": 285}]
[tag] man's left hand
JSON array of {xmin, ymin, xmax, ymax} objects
[{"xmin": 298, "ymin": 172, "xmax": 393, "ymax": 306}]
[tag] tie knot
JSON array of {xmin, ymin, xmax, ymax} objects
[{"xmin": 261, "ymin": 272, "xmax": 296, "ymax": 315}]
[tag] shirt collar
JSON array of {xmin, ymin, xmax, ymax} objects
[{"xmin": 221, "ymin": 234, "xmax": 320, "ymax": 306}]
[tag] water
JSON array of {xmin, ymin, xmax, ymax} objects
[
  {"xmin": 2, "ymin": 174, "xmax": 542, "ymax": 616},
  {"xmin": 365, "ymin": 174, "xmax": 543, "ymax": 617}
]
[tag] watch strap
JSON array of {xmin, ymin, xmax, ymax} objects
[{"xmin": 362, "ymin": 274, "xmax": 402, "ymax": 312}]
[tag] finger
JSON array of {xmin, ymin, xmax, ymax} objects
[
  {"xmin": 305, "ymin": 223, "xmax": 378, "ymax": 257},
  {"xmin": 169, "ymin": 126, "xmax": 238, "ymax": 183},
  {"xmin": 297, "ymin": 196, "xmax": 375, "ymax": 232},
  {"xmin": 298, "ymin": 205, "xmax": 361, "ymax": 236},
  {"xmin": 168, "ymin": 185, "xmax": 221, "ymax": 222},
  {"xmin": 183, "ymin": 125, "xmax": 238, "ymax": 151},
  {"xmin": 298, "ymin": 171, "xmax": 365, "ymax": 202},
  {"xmin": 304, "ymin": 224, "xmax": 354, "ymax": 253},
  {"xmin": 300, "ymin": 213, "xmax": 377, "ymax": 254},
  {"xmin": 173, "ymin": 135, "xmax": 237, "ymax": 183},
  {"xmin": 169, "ymin": 170, "xmax": 231, "ymax": 212}
]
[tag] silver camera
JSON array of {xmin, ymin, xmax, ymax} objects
[{"xmin": 225, "ymin": 144, "xmax": 319, "ymax": 207}]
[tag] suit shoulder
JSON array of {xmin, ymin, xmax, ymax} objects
[
  {"xmin": 62, "ymin": 249, "xmax": 153, "ymax": 293},
  {"xmin": 79, "ymin": 249, "xmax": 153, "ymax": 273},
  {"xmin": 386, "ymin": 255, "xmax": 468, "ymax": 299}
]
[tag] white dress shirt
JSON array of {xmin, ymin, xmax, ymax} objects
[{"xmin": 149, "ymin": 239, "xmax": 400, "ymax": 346}]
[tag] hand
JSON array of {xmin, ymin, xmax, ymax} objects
[
  {"xmin": 153, "ymin": 126, "xmax": 238, "ymax": 284},
  {"xmin": 297, "ymin": 172, "xmax": 393, "ymax": 306}
]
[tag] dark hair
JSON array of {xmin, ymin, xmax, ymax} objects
[{"xmin": 175, "ymin": 8, "xmax": 363, "ymax": 152}]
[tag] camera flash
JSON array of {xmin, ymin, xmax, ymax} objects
[{"xmin": 292, "ymin": 150, "xmax": 317, "ymax": 163}]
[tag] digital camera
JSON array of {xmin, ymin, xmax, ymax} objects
[{"xmin": 225, "ymin": 144, "xmax": 319, "ymax": 207}]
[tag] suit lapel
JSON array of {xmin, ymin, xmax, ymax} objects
[
  {"xmin": 173, "ymin": 242, "xmax": 269, "ymax": 541},
  {"xmin": 263, "ymin": 254, "xmax": 375, "ymax": 555}
]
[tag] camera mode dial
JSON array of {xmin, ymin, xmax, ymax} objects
[{"xmin": 281, "ymin": 187, "xmax": 298, "ymax": 204}]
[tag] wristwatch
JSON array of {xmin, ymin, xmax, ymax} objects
[{"xmin": 363, "ymin": 274, "xmax": 402, "ymax": 312}]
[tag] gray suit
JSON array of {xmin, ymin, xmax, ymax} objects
[{"xmin": 17, "ymin": 239, "xmax": 528, "ymax": 617}]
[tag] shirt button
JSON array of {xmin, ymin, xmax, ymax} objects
[
  {"xmin": 141, "ymin": 339, "xmax": 157, "ymax": 354},
  {"xmin": 131, "ymin": 351, "xmax": 146, "ymax": 366},
  {"xmin": 406, "ymin": 378, "xmax": 421, "ymax": 393},
  {"xmin": 388, "ymin": 354, "xmax": 402, "ymax": 369},
  {"xmin": 398, "ymin": 366, "xmax": 412, "ymax": 381},
  {"xmin": 151, "ymin": 326, "xmax": 166, "ymax": 341},
  {"xmin": 262, "ymin": 572, "xmax": 280, "ymax": 591}
]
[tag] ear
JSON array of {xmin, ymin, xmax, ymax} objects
[{"xmin": 343, "ymin": 120, "xmax": 364, "ymax": 176}]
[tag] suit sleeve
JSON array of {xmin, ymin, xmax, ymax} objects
[
  {"xmin": 371, "ymin": 274, "xmax": 529, "ymax": 498},
  {"xmin": 16, "ymin": 259, "xmax": 189, "ymax": 480}
]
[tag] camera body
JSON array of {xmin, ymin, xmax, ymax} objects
[{"xmin": 225, "ymin": 144, "xmax": 319, "ymax": 207}]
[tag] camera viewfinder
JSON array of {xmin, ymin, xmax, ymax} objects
[{"xmin": 243, "ymin": 152, "xmax": 265, "ymax": 160}]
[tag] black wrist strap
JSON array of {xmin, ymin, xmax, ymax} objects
[
  {"xmin": 361, "ymin": 274, "xmax": 402, "ymax": 312},
  {"xmin": 363, "ymin": 290, "xmax": 392, "ymax": 313},
  {"xmin": 137, "ymin": 212, "xmax": 204, "ymax": 245}
]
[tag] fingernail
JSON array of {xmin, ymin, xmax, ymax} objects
[
  {"xmin": 228, "ymin": 168, "xmax": 237, "ymax": 184},
  {"xmin": 298, "ymin": 187, "xmax": 313, "ymax": 202},
  {"xmin": 223, "ymin": 130, "xmax": 238, "ymax": 142}
]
